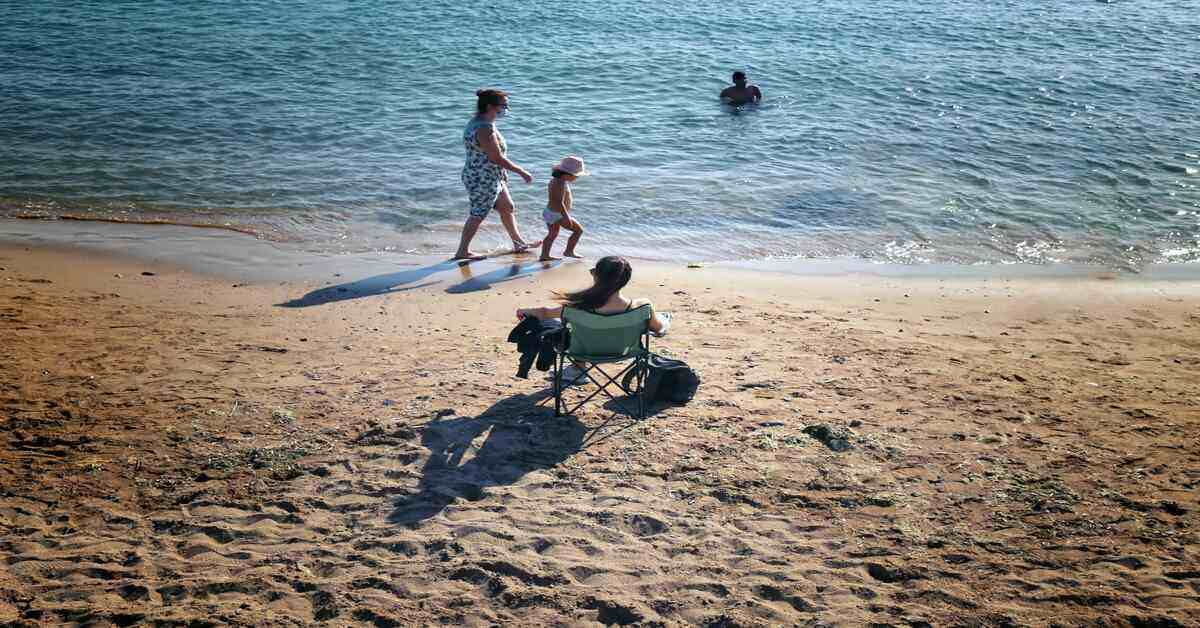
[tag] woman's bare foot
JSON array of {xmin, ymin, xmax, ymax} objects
[
  {"xmin": 451, "ymin": 251, "xmax": 486, "ymax": 261},
  {"xmin": 539, "ymin": 256, "xmax": 561, "ymax": 262},
  {"xmin": 512, "ymin": 239, "xmax": 542, "ymax": 254},
  {"xmin": 563, "ymin": 251, "xmax": 583, "ymax": 259}
]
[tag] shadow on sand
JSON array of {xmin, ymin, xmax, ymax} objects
[
  {"xmin": 277, "ymin": 260, "xmax": 462, "ymax": 307},
  {"xmin": 276, "ymin": 258, "xmax": 568, "ymax": 307},
  {"xmin": 387, "ymin": 386, "xmax": 662, "ymax": 526},
  {"xmin": 445, "ymin": 259, "xmax": 562, "ymax": 294},
  {"xmin": 388, "ymin": 391, "xmax": 587, "ymax": 526}
]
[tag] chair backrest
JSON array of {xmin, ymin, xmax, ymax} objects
[{"xmin": 562, "ymin": 305, "xmax": 651, "ymax": 359}]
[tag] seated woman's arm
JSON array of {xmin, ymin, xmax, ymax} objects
[
  {"xmin": 632, "ymin": 298, "xmax": 665, "ymax": 333},
  {"xmin": 516, "ymin": 304, "xmax": 564, "ymax": 320}
]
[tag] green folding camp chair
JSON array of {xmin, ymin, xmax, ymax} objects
[{"xmin": 553, "ymin": 304, "xmax": 651, "ymax": 419}]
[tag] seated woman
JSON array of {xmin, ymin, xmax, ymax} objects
[{"xmin": 517, "ymin": 256, "xmax": 669, "ymax": 382}]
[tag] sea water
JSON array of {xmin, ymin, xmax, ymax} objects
[{"xmin": 1, "ymin": 1, "xmax": 1197, "ymax": 270}]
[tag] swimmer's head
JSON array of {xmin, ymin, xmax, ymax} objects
[{"xmin": 732, "ymin": 71, "xmax": 747, "ymax": 85}]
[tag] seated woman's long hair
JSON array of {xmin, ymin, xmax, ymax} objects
[{"xmin": 555, "ymin": 256, "xmax": 633, "ymax": 311}]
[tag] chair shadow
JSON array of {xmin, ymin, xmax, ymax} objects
[
  {"xmin": 387, "ymin": 391, "xmax": 586, "ymax": 527},
  {"xmin": 565, "ymin": 393, "xmax": 668, "ymax": 450},
  {"xmin": 600, "ymin": 395, "xmax": 670, "ymax": 419},
  {"xmin": 445, "ymin": 259, "xmax": 561, "ymax": 294},
  {"xmin": 276, "ymin": 260, "xmax": 462, "ymax": 307}
]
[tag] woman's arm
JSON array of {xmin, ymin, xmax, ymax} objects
[
  {"xmin": 478, "ymin": 127, "xmax": 532, "ymax": 183},
  {"xmin": 648, "ymin": 311, "xmax": 664, "ymax": 334},
  {"xmin": 516, "ymin": 304, "xmax": 565, "ymax": 320},
  {"xmin": 632, "ymin": 298, "xmax": 665, "ymax": 333}
]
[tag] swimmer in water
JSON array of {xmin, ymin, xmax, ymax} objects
[{"xmin": 719, "ymin": 70, "xmax": 762, "ymax": 106}]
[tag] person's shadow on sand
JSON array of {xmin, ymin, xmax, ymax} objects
[
  {"xmin": 388, "ymin": 392, "xmax": 586, "ymax": 526},
  {"xmin": 276, "ymin": 258, "xmax": 568, "ymax": 306},
  {"xmin": 445, "ymin": 260, "xmax": 561, "ymax": 294},
  {"xmin": 276, "ymin": 261, "xmax": 462, "ymax": 307}
]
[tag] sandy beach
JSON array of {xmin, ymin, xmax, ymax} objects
[{"xmin": 1, "ymin": 242, "xmax": 1198, "ymax": 626}]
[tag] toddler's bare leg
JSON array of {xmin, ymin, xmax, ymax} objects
[
  {"xmin": 562, "ymin": 219, "xmax": 584, "ymax": 258},
  {"xmin": 540, "ymin": 223, "xmax": 562, "ymax": 261}
]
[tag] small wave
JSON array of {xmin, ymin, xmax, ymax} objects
[
  {"xmin": 1158, "ymin": 161, "xmax": 1193, "ymax": 175},
  {"xmin": 879, "ymin": 240, "xmax": 936, "ymax": 265},
  {"xmin": 13, "ymin": 213, "xmax": 267, "ymax": 239},
  {"xmin": 1012, "ymin": 239, "xmax": 1065, "ymax": 265},
  {"xmin": 1158, "ymin": 245, "xmax": 1200, "ymax": 262}
]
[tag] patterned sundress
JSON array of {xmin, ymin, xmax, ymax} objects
[{"xmin": 461, "ymin": 116, "xmax": 508, "ymax": 218}]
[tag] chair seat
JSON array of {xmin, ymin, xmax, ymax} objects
[{"xmin": 564, "ymin": 348, "xmax": 648, "ymax": 364}]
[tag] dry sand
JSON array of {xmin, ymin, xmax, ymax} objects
[{"xmin": 1, "ymin": 243, "xmax": 1198, "ymax": 627}]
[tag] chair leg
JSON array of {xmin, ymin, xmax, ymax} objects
[
  {"xmin": 564, "ymin": 361, "xmax": 643, "ymax": 419},
  {"xmin": 553, "ymin": 353, "xmax": 562, "ymax": 416},
  {"xmin": 638, "ymin": 358, "xmax": 646, "ymax": 420}
]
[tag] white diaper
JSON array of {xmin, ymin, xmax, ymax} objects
[{"xmin": 543, "ymin": 207, "xmax": 565, "ymax": 225}]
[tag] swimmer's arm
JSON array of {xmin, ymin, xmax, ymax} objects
[{"xmin": 752, "ymin": 85, "xmax": 762, "ymax": 102}]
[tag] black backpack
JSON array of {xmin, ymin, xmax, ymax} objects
[{"xmin": 622, "ymin": 354, "xmax": 700, "ymax": 405}]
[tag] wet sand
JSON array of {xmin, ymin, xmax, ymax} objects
[{"xmin": 1, "ymin": 243, "xmax": 1198, "ymax": 626}]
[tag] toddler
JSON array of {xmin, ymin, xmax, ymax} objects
[{"xmin": 540, "ymin": 156, "xmax": 589, "ymax": 261}]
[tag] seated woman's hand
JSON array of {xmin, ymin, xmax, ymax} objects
[{"xmin": 651, "ymin": 311, "xmax": 672, "ymax": 336}]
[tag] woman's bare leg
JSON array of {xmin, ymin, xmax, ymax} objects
[
  {"xmin": 453, "ymin": 215, "xmax": 486, "ymax": 260},
  {"xmin": 494, "ymin": 186, "xmax": 537, "ymax": 251}
]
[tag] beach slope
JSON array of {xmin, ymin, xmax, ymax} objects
[{"xmin": 1, "ymin": 245, "xmax": 1198, "ymax": 626}]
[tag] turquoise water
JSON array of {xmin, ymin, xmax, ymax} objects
[{"xmin": 1, "ymin": 1, "xmax": 1198, "ymax": 269}]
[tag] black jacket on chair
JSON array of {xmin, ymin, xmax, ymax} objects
[{"xmin": 507, "ymin": 317, "xmax": 565, "ymax": 378}]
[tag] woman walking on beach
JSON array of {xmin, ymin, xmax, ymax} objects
[{"xmin": 454, "ymin": 89, "xmax": 537, "ymax": 261}]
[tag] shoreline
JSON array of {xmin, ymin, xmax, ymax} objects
[
  {"xmin": 2, "ymin": 216, "xmax": 1199, "ymax": 285},
  {"xmin": 1, "ymin": 226, "xmax": 1198, "ymax": 625}
]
